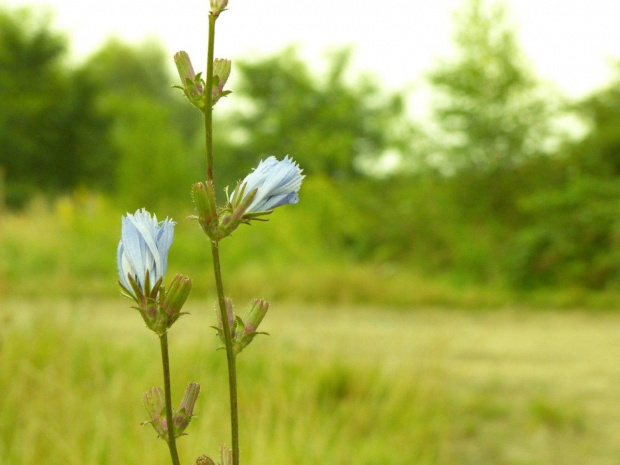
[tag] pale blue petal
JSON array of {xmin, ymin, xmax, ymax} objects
[
  {"xmin": 120, "ymin": 215, "xmax": 147, "ymax": 284},
  {"xmin": 156, "ymin": 219, "xmax": 175, "ymax": 278},
  {"xmin": 261, "ymin": 191, "xmax": 299, "ymax": 210},
  {"xmin": 128, "ymin": 210, "xmax": 162, "ymax": 283},
  {"xmin": 117, "ymin": 240, "xmax": 133, "ymax": 291},
  {"xmin": 241, "ymin": 156, "xmax": 303, "ymax": 213},
  {"xmin": 117, "ymin": 208, "xmax": 176, "ymax": 295}
]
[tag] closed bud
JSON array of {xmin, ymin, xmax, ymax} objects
[
  {"xmin": 212, "ymin": 298, "xmax": 269, "ymax": 355},
  {"xmin": 173, "ymin": 382, "xmax": 200, "ymax": 437},
  {"xmin": 234, "ymin": 299, "xmax": 269, "ymax": 355},
  {"xmin": 161, "ymin": 274, "xmax": 192, "ymax": 327},
  {"xmin": 143, "ymin": 387, "xmax": 169, "ymax": 440},
  {"xmin": 245, "ymin": 299, "xmax": 269, "ymax": 333},
  {"xmin": 191, "ymin": 181, "xmax": 217, "ymax": 235},
  {"xmin": 174, "ymin": 51, "xmax": 203, "ymax": 98},
  {"xmin": 196, "ymin": 456, "xmax": 216, "ymax": 465},
  {"xmin": 212, "ymin": 58, "xmax": 232, "ymax": 105},
  {"xmin": 173, "ymin": 51, "xmax": 207, "ymax": 111},
  {"xmin": 210, "ymin": 0, "xmax": 228, "ymax": 16}
]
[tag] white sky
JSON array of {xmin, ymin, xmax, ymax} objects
[{"xmin": 6, "ymin": 0, "xmax": 620, "ymax": 98}]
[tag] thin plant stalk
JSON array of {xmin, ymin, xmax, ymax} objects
[
  {"xmin": 204, "ymin": 13, "xmax": 216, "ymax": 182},
  {"xmin": 204, "ymin": 11, "xmax": 241, "ymax": 465},
  {"xmin": 160, "ymin": 333, "xmax": 181, "ymax": 465},
  {"xmin": 211, "ymin": 241, "xmax": 240, "ymax": 465}
]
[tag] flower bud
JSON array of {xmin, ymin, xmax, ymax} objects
[
  {"xmin": 234, "ymin": 299, "xmax": 269, "ymax": 355},
  {"xmin": 161, "ymin": 274, "xmax": 192, "ymax": 327},
  {"xmin": 143, "ymin": 387, "xmax": 168, "ymax": 440},
  {"xmin": 245, "ymin": 299, "xmax": 269, "ymax": 333},
  {"xmin": 173, "ymin": 382, "xmax": 200, "ymax": 437},
  {"xmin": 212, "ymin": 58, "xmax": 232, "ymax": 105},
  {"xmin": 173, "ymin": 51, "xmax": 207, "ymax": 111},
  {"xmin": 212, "ymin": 298, "xmax": 269, "ymax": 355},
  {"xmin": 196, "ymin": 456, "xmax": 216, "ymax": 465},
  {"xmin": 191, "ymin": 181, "xmax": 217, "ymax": 235},
  {"xmin": 174, "ymin": 51, "xmax": 203, "ymax": 98},
  {"xmin": 210, "ymin": 0, "xmax": 228, "ymax": 16}
]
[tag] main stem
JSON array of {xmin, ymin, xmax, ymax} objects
[
  {"xmin": 211, "ymin": 241, "xmax": 240, "ymax": 465},
  {"xmin": 204, "ymin": 13, "xmax": 216, "ymax": 182},
  {"xmin": 204, "ymin": 12, "xmax": 241, "ymax": 465},
  {"xmin": 160, "ymin": 333, "xmax": 181, "ymax": 465}
]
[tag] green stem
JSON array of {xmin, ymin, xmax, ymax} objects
[
  {"xmin": 211, "ymin": 241, "xmax": 240, "ymax": 465},
  {"xmin": 160, "ymin": 333, "xmax": 181, "ymax": 465},
  {"xmin": 204, "ymin": 12, "xmax": 241, "ymax": 465},
  {"xmin": 204, "ymin": 13, "xmax": 216, "ymax": 182}
]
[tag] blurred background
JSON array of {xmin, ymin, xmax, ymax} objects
[{"xmin": 1, "ymin": 0, "xmax": 620, "ymax": 464}]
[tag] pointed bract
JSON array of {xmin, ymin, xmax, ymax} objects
[
  {"xmin": 161, "ymin": 274, "xmax": 192, "ymax": 326},
  {"xmin": 173, "ymin": 382, "xmax": 201, "ymax": 437}
]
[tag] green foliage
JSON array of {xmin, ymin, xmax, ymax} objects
[
  {"xmin": 220, "ymin": 47, "xmax": 411, "ymax": 183},
  {"xmin": 77, "ymin": 39, "xmax": 204, "ymax": 206},
  {"xmin": 0, "ymin": 8, "xmax": 104, "ymax": 206},
  {"xmin": 82, "ymin": 37, "xmax": 174, "ymax": 103},
  {"xmin": 569, "ymin": 61, "xmax": 620, "ymax": 178},
  {"xmin": 4, "ymin": 3, "xmax": 620, "ymax": 297},
  {"xmin": 0, "ymin": 13, "xmax": 205, "ymax": 208},
  {"xmin": 428, "ymin": 0, "xmax": 554, "ymax": 173},
  {"xmin": 505, "ymin": 63, "xmax": 620, "ymax": 289},
  {"xmin": 508, "ymin": 177, "xmax": 620, "ymax": 289}
]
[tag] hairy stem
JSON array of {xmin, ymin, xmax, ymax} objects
[
  {"xmin": 160, "ymin": 333, "xmax": 181, "ymax": 465},
  {"xmin": 204, "ymin": 12, "xmax": 241, "ymax": 465}
]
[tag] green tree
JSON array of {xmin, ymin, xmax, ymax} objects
[
  {"xmin": 506, "ymin": 62, "xmax": 620, "ymax": 289},
  {"xmin": 78, "ymin": 39, "xmax": 204, "ymax": 207},
  {"xmin": 428, "ymin": 0, "xmax": 552, "ymax": 174},
  {"xmin": 569, "ymin": 62, "xmax": 620, "ymax": 178},
  {"xmin": 0, "ymin": 8, "xmax": 103, "ymax": 206},
  {"xmin": 219, "ymin": 47, "xmax": 411, "ymax": 184}
]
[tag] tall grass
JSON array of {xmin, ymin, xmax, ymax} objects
[
  {"xmin": 1, "ymin": 300, "xmax": 620, "ymax": 464},
  {"xmin": 0, "ymin": 300, "xmax": 448, "ymax": 465}
]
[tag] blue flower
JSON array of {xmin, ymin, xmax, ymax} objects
[
  {"xmin": 117, "ymin": 208, "xmax": 175, "ymax": 297},
  {"xmin": 238, "ymin": 156, "xmax": 304, "ymax": 213}
]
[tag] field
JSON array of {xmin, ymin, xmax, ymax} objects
[{"xmin": 0, "ymin": 299, "xmax": 618, "ymax": 465}]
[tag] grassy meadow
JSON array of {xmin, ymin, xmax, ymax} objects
[
  {"xmin": 3, "ymin": 3, "xmax": 620, "ymax": 463},
  {"xmin": 1, "ymin": 299, "xmax": 619, "ymax": 465},
  {"xmin": 1, "ymin": 197, "xmax": 620, "ymax": 464}
]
